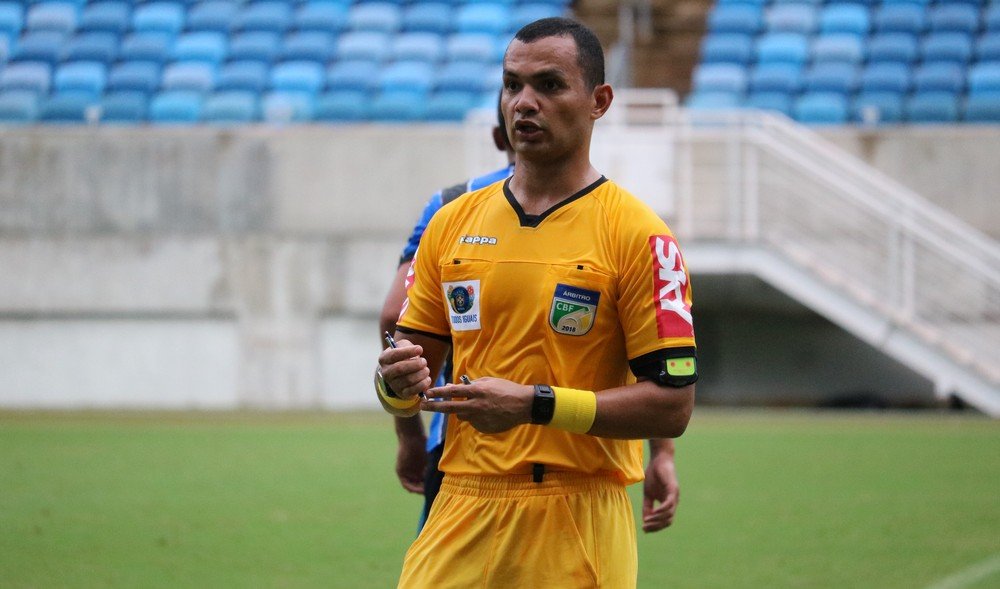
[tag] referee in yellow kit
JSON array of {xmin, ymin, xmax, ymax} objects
[{"xmin": 376, "ymin": 17, "xmax": 697, "ymax": 588}]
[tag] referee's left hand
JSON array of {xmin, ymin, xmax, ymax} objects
[{"xmin": 422, "ymin": 377, "xmax": 533, "ymax": 434}]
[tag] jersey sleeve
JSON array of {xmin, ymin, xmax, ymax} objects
[
  {"xmin": 396, "ymin": 209, "xmax": 451, "ymax": 339},
  {"xmin": 399, "ymin": 192, "xmax": 443, "ymax": 266}
]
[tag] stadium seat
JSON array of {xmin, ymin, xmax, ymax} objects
[
  {"xmin": 401, "ymin": 3, "xmax": 452, "ymax": 35},
  {"xmin": 348, "ymin": 3, "xmax": 402, "ymax": 34},
  {"xmin": 811, "ymin": 34, "xmax": 864, "ymax": 64},
  {"xmin": 455, "ymin": 4, "xmax": 509, "ymax": 35},
  {"xmin": 928, "ymin": 5, "xmax": 979, "ymax": 35},
  {"xmin": 964, "ymin": 92, "xmax": 1000, "ymax": 122},
  {"xmin": 425, "ymin": 90, "xmax": 476, "ymax": 121},
  {"xmin": 684, "ymin": 91, "xmax": 741, "ymax": 110},
  {"xmin": 160, "ymin": 61, "xmax": 216, "ymax": 92},
  {"xmin": 819, "ymin": 5, "xmax": 870, "ymax": 36},
  {"xmin": 0, "ymin": 90, "xmax": 39, "ymax": 123},
  {"xmin": 978, "ymin": 33, "xmax": 1000, "ymax": 62},
  {"xmin": 852, "ymin": 92, "xmax": 904, "ymax": 124},
  {"xmin": 279, "ymin": 31, "xmax": 335, "ymax": 63},
  {"xmin": 922, "ymin": 33, "xmax": 974, "ymax": 64},
  {"xmin": 793, "ymin": 92, "xmax": 849, "ymax": 124},
  {"xmin": 269, "ymin": 60, "xmax": 324, "ymax": 93},
  {"xmin": 228, "ymin": 31, "xmax": 281, "ymax": 64},
  {"xmin": 10, "ymin": 31, "xmax": 66, "ymax": 64},
  {"xmin": 337, "ymin": 31, "xmax": 391, "ymax": 62},
  {"xmin": 62, "ymin": 31, "xmax": 118, "ymax": 63},
  {"xmin": 803, "ymin": 62, "xmax": 858, "ymax": 95},
  {"xmin": 692, "ymin": 63, "xmax": 748, "ymax": 95},
  {"xmin": 39, "ymin": 91, "xmax": 96, "ymax": 123},
  {"xmin": 314, "ymin": 89, "xmax": 370, "ymax": 121},
  {"xmin": 215, "ymin": 60, "xmax": 267, "ymax": 93},
  {"xmin": 987, "ymin": 6, "xmax": 1000, "ymax": 32},
  {"xmin": 700, "ymin": 33, "xmax": 753, "ymax": 64},
  {"xmin": 261, "ymin": 90, "xmax": 315, "ymax": 122},
  {"xmin": 131, "ymin": 3, "xmax": 185, "ymax": 36},
  {"xmin": 745, "ymin": 91, "xmax": 792, "ymax": 116},
  {"xmin": 968, "ymin": 62, "xmax": 1000, "ymax": 94},
  {"xmin": 0, "ymin": 61, "xmax": 51, "ymax": 93},
  {"xmin": 53, "ymin": 60, "xmax": 105, "ymax": 95},
  {"xmin": 26, "ymin": 2, "xmax": 78, "ymax": 34},
  {"xmin": 874, "ymin": 4, "xmax": 926, "ymax": 35},
  {"xmin": 756, "ymin": 33, "xmax": 809, "ymax": 65},
  {"xmin": 148, "ymin": 89, "xmax": 202, "ymax": 123},
  {"xmin": 391, "ymin": 32, "xmax": 445, "ymax": 63},
  {"xmin": 709, "ymin": 6, "xmax": 763, "ymax": 36},
  {"xmin": 881, "ymin": 0, "xmax": 931, "ymax": 7},
  {"xmin": 294, "ymin": 3, "xmax": 348, "ymax": 34},
  {"xmin": 868, "ymin": 33, "xmax": 919, "ymax": 64},
  {"xmin": 860, "ymin": 62, "xmax": 911, "ymax": 94},
  {"xmin": 106, "ymin": 61, "xmax": 162, "ymax": 94},
  {"xmin": 0, "ymin": 32, "xmax": 11, "ymax": 62},
  {"xmin": 97, "ymin": 90, "xmax": 146, "ymax": 122},
  {"xmin": 766, "ymin": 4, "xmax": 817, "ymax": 35},
  {"xmin": 446, "ymin": 33, "xmax": 497, "ymax": 63},
  {"xmin": 234, "ymin": 2, "xmax": 292, "ymax": 34},
  {"xmin": 0, "ymin": 3, "xmax": 25, "ymax": 37},
  {"xmin": 201, "ymin": 90, "xmax": 258, "ymax": 123},
  {"xmin": 905, "ymin": 92, "xmax": 960, "ymax": 122},
  {"xmin": 509, "ymin": 4, "xmax": 564, "ymax": 33},
  {"xmin": 78, "ymin": 2, "xmax": 129, "ymax": 34},
  {"xmin": 326, "ymin": 59, "xmax": 378, "ymax": 92},
  {"xmin": 172, "ymin": 31, "xmax": 227, "ymax": 64},
  {"xmin": 435, "ymin": 60, "xmax": 490, "ymax": 93},
  {"xmin": 185, "ymin": 1, "xmax": 237, "ymax": 33},
  {"xmin": 913, "ymin": 62, "xmax": 965, "ymax": 94},
  {"xmin": 377, "ymin": 60, "xmax": 434, "ymax": 94},
  {"xmin": 370, "ymin": 89, "xmax": 428, "ymax": 121},
  {"xmin": 749, "ymin": 62, "xmax": 803, "ymax": 94},
  {"xmin": 118, "ymin": 31, "xmax": 173, "ymax": 63}
]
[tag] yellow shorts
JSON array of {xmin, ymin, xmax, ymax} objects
[{"xmin": 398, "ymin": 471, "xmax": 637, "ymax": 589}]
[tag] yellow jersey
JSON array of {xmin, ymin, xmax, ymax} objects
[{"xmin": 397, "ymin": 177, "xmax": 695, "ymax": 484}]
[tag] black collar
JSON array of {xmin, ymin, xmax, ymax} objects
[{"xmin": 503, "ymin": 176, "xmax": 607, "ymax": 228}]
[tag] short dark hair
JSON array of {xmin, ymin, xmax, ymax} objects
[{"xmin": 512, "ymin": 17, "xmax": 605, "ymax": 89}]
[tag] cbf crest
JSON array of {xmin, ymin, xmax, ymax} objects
[
  {"xmin": 549, "ymin": 283, "xmax": 600, "ymax": 336},
  {"xmin": 442, "ymin": 280, "xmax": 481, "ymax": 331}
]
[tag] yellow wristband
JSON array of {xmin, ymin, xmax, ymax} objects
[
  {"xmin": 549, "ymin": 387, "xmax": 597, "ymax": 434},
  {"xmin": 375, "ymin": 369, "xmax": 420, "ymax": 416}
]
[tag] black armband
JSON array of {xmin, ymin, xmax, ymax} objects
[{"xmin": 629, "ymin": 347, "xmax": 699, "ymax": 388}]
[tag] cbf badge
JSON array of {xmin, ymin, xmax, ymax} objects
[
  {"xmin": 549, "ymin": 284, "xmax": 600, "ymax": 336},
  {"xmin": 443, "ymin": 280, "xmax": 481, "ymax": 331}
]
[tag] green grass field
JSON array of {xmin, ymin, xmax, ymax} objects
[{"xmin": 1, "ymin": 409, "xmax": 997, "ymax": 588}]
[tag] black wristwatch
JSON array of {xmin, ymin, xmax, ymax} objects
[{"xmin": 531, "ymin": 384, "xmax": 556, "ymax": 425}]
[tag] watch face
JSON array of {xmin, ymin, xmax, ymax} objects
[{"xmin": 532, "ymin": 386, "xmax": 556, "ymax": 425}]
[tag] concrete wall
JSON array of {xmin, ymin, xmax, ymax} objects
[{"xmin": 0, "ymin": 124, "xmax": 990, "ymax": 409}]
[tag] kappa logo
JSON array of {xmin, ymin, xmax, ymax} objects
[
  {"xmin": 649, "ymin": 235, "xmax": 694, "ymax": 339},
  {"xmin": 459, "ymin": 235, "xmax": 498, "ymax": 245},
  {"xmin": 442, "ymin": 280, "xmax": 481, "ymax": 332},
  {"xmin": 549, "ymin": 283, "xmax": 600, "ymax": 336}
]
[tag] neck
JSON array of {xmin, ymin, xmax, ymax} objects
[{"xmin": 508, "ymin": 156, "xmax": 601, "ymax": 216}]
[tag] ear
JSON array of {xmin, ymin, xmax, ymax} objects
[
  {"xmin": 591, "ymin": 84, "xmax": 613, "ymax": 121},
  {"xmin": 491, "ymin": 126, "xmax": 507, "ymax": 152}
]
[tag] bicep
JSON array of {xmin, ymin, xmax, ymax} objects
[{"xmin": 379, "ymin": 263, "xmax": 412, "ymax": 337}]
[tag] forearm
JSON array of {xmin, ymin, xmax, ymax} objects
[
  {"xmin": 588, "ymin": 381, "xmax": 694, "ymax": 440},
  {"xmin": 648, "ymin": 437, "xmax": 675, "ymax": 458},
  {"xmin": 394, "ymin": 414, "xmax": 425, "ymax": 441}
]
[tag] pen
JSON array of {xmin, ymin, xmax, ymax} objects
[
  {"xmin": 460, "ymin": 375, "xmax": 472, "ymax": 385},
  {"xmin": 384, "ymin": 331, "xmax": 426, "ymax": 399}
]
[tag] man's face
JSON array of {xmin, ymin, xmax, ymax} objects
[{"xmin": 501, "ymin": 35, "xmax": 596, "ymax": 164}]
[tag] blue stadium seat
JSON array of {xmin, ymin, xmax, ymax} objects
[
  {"xmin": 107, "ymin": 61, "xmax": 162, "ymax": 94},
  {"xmin": 692, "ymin": 63, "xmax": 748, "ymax": 94},
  {"xmin": 766, "ymin": 4, "xmax": 817, "ymax": 35},
  {"xmin": 228, "ymin": 31, "xmax": 280, "ymax": 63},
  {"xmin": 401, "ymin": 3, "xmax": 452, "ymax": 35},
  {"xmin": 131, "ymin": 3, "xmax": 185, "ymax": 35},
  {"xmin": 337, "ymin": 31, "xmax": 391, "ymax": 62},
  {"xmin": 745, "ymin": 91, "xmax": 792, "ymax": 116},
  {"xmin": 97, "ymin": 90, "xmax": 147, "ymax": 123},
  {"xmin": 868, "ymin": 33, "xmax": 918, "ymax": 64},
  {"xmin": 803, "ymin": 62, "xmax": 858, "ymax": 95},
  {"xmin": 371, "ymin": 89, "xmax": 428, "ymax": 121},
  {"xmin": 793, "ymin": 92, "xmax": 848, "ymax": 124},
  {"xmin": 0, "ymin": 31, "xmax": 11, "ymax": 62},
  {"xmin": 913, "ymin": 62, "xmax": 965, "ymax": 94},
  {"xmin": 0, "ymin": 3, "xmax": 25, "ymax": 37},
  {"xmin": 446, "ymin": 32, "xmax": 497, "ymax": 63},
  {"xmin": 279, "ymin": 31, "xmax": 335, "ymax": 63},
  {"xmin": 860, "ymin": 62, "xmax": 911, "ymax": 94},
  {"xmin": 874, "ymin": 4, "xmax": 926, "ymax": 35},
  {"xmin": 216, "ymin": 60, "xmax": 267, "ymax": 92},
  {"xmin": 53, "ymin": 60, "xmax": 105, "ymax": 95},
  {"xmin": 509, "ymin": 4, "xmax": 564, "ymax": 33},
  {"xmin": 78, "ymin": 2, "xmax": 129, "ymax": 34},
  {"xmin": 119, "ymin": 31, "xmax": 173, "ymax": 63},
  {"xmin": 819, "ymin": 5, "xmax": 869, "ymax": 36},
  {"xmin": 435, "ymin": 60, "xmax": 490, "ymax": 93},
  {"xmin": 269, "ymin": 60, "xmax": 324, "ymax": 93},
  {"xmin": 964, "ymin": 93, "xmax": 1000, "ymax": 122},
  {"xmin": 39, "ymin": 91, "xmax": 96, "ymax": 123},
  {"xmin": 294, "ymin": 3, "xmax": 348, "ymax": 33},
  {"xmin": 11, "ymin": 31, "xmax": 65, "ymax": 64},
  {"xmin": 377, "ymin": 60, "xmax": 434, "ymax": 93},
  {"xmin": 26, "ymin": 2, "xmax": 78, "ymax": 34},
  {"xmin": 852, "ymin": 92, "xmax": 904, "ymax": 124},
  {"xmin": 149, "ymin": 89, "xmax": 202, "ymax": 123},
  {"xmin": 201, "ymin": 90, "xmax": 258, "ymax": 123},
  {"xmin": 881, "ymin": 0, "xmax": 930, "ymax": 6},
  {"xmin": 455, "ymin": 4, "xmax": 509, "ymax": 35},
  {"xmin": 425, "ymin": 90, "xmax": 476, "ymax": 121},
  {"xmin": 928, "ymin": 5, "xmax": 979, "ymax": 35},
  {"xmin": 348, "ymin": 3, "xmax": 402, "ymax": 33},
  {"xmin": 62, "ymin": 31, "xmax": 118, "ymax": 63},
  {"xmin": 922, "ymin": 32, "xmax": 974, "ymax": 64},
  {"xmin": 684, "ymin": 91, "xmax": 741, "ymax": 110},
  {"xmin": 314, "ymin": 89, "xmax": 370, "ymax": 121},
  {"xmin": 0, "ymin": 90, "xmax": 39, "ymax": 123},
  {"xmin": 234, "ymin": 2, "xmax": 292, "ymax": 34},
  {"xmin": 756, "ymin": 33, "xmax": 809, "ymax": 65},
  {"xmin": 0, "ymin": 61, "xmax": 51, "ymax": 93},
  {"xmin": 987, "ymin": 6, "xmax": 1000, "ymax": 32},
  {"xmin": 979, "ymin": 33, "xmax": 1000, "ymax": 62},
  {"xmin": 905, "ymin": 92, "xmax": 959, "ymax": 122},
  {"xmin": 160, "ymin": 61, "xmax": 216, "ymax": 92},
  {"xmin": 172, "ymin": 31, "xmax": 227, "ymax": 64},
  {"xmin": 811, "ymin": 34, "xmax": 864, "ymax": 64},
  {"xmin": 749, "ymin": 62, "xmax": 803, "ymax": 93},
  {"xmin": 186, "ymin": 1, "xmax": 237, "ymax": 33},
  {"xmin": 968, "ymin": 62, "xmax": 1000, "ymax": 94},
  {"xmin": 709, "ymin": 6, "xmax": 763, "ymax": 36},
  {"xmin": 261, "ymin": 90, "xmax": 315, "ymax": 122},
  {"xmin": 326, "ymin": 59, "xmax": 378, "ymax": 92},
  {"xmin": 391, "ymin": 32, "xmax": 445, "ymax": 63},
  {"xmin": 700, "ymin": 33, "xmax": 752, "ymax": 64}
]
